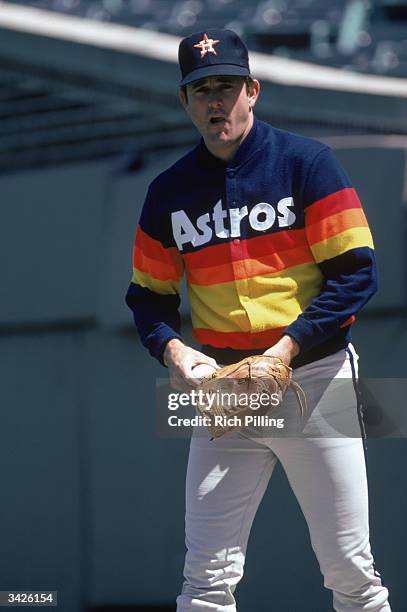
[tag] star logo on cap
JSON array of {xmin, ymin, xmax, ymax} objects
[{"xmin": 194, "ymin": 33, "xmax": 220, "ymax": 59}]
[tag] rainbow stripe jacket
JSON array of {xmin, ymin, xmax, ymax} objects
[{"xmin": 125, "ymin": 119, "xmax": 377, "ymax": 367}]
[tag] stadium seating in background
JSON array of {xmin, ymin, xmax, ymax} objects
[
  {"xmin": 4, "ymin": 0, "xmax": 407, "ymax": 77},
  {"xmin": 1, "ymin": 0, "xmax": 407, "ymax": 173}
]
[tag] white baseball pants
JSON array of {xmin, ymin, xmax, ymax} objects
[{"xmin": 176, "ymin": 346, "xmax": 391, "ymax": 611}]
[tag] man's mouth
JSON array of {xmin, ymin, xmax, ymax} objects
[{"xmin": 209, "ymin": 116, "xmax": 226, "ymax": 125}]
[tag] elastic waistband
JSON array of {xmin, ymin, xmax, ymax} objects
[{"xmin": 201, "ymin": 329, "xmax": 351, "ymax": 369}]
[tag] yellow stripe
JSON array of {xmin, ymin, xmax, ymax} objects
[
  {"xmin": 244, "ymin": 263, "xmax": 323, "ymax": 331},
  {"xmin": 131, "ymin": 268, "xmax": 181, "ymax": 295},
  {"xmin": 188, "ymin": 263, "xmax": 323, "ymax": 333},
  {"xmin": 310, "ymin": 227, "xmax": 374, "ymax": 263},
  {"xmin": 188, "ymin": 282, "xmax": 250, "ymax": 332}
]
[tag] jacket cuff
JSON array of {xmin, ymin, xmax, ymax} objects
[
  {"xmin": 283, "ymin": 318, "xmax": 320, "ymax": 353},
  {"xmin": 151, "ymin": 330, "xmax": 184, "ymax": 366}
]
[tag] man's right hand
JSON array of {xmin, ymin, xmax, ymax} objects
[{"xmin": 163, "ymin": 338, "xmax": 219, "ymax": 392}]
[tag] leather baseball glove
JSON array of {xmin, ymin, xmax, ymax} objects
[{"xmin": 195, "ymin": 355, "xmax": 306, "ymax": 439}]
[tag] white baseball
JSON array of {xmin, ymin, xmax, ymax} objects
[{"xmin": 192, "ymin": 363, "xmax": 217, "ymax": 379}]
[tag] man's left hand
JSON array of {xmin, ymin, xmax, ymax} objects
[{"xmin": 263, "ymin": 335, "xmax": 300, "ymax": 366}]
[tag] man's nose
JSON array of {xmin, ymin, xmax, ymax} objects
[{"xmin": 207, "ymin": 94, "xmax": 222, "ymax": 108}]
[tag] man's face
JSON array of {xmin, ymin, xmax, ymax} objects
[{"xmin": 179, "ymin": 75, "xmax": 260, "ymax": 160}]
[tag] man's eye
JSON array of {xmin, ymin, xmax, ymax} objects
[{"xmin": 192, "ymin": 83, "xmax": 234, "ymax": 95}]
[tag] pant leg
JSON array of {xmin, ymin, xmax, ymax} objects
[
  {"xmin": 176, "ymin": 430, "xmax": 277, "ymax": 611},
  {"xmin": 268, "ymin": 348, "xmax": 391, "ymax": 612}
]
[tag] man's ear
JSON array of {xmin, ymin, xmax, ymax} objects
[
  {"xmin": 179, "ymin": 88, "xmax": 188, "ymax": 109},
  {"xmin": 248, "ymin": 79, "xmax": 260, "ymax": 110}
]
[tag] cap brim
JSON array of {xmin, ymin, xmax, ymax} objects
[{"xmin": 180, "ymin": 64, "xmax": 250, "ymax": 86}]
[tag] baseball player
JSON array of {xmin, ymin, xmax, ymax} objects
[{"xmin": 126, "ymin": 29, "xmax": 391, "ymax": 611}]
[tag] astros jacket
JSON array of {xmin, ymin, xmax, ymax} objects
[{"xmin": 125, "ymin": 118, "xmax": 377, "ymax": 368}]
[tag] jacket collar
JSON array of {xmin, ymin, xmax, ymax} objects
[{"xmin": 196, "ymin": 117, "xmax": 268, "ymax": 170}]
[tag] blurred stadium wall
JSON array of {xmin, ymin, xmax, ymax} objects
[{"xmin": 0, "ymin": 3, "xmax": 406, "ymax": 611}]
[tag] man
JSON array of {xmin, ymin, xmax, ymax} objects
[{"xmin": 126, "ymin": 29, "xmax": 391, "ymax": 611}]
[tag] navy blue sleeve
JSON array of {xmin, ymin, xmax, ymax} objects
[
  {"xmin": 284, "ymin": 148, "xmax": 378, "ymax": 352},
  {"xmin": 284, "ymin": 248, "xmax": 378, "ymax": 352},
  {"xmin": 125, "ymin": 283, "xmax": 183, "ymax": 364},
  {"xmin": 125, "ymin": 181, "xmax": 184, "ymax": 365}
]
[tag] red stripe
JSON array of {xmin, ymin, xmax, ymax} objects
[
  {"xmin": 194, "ymin": 317, "xmax": 356, "ymax": 348},
  {"xmin": 340, "ymin": 315, "xmax": 356, "ymax": 328},
  {"xmin": 193, "ymin": 327, "xmax": 285, "ymax": 349},
  {"xmin": 306, "ymin": 188, "xmax": 362, "ymax": 225},
  {"xmin": 184, "ymin": 229, "xmax": 308, "ymax": 270}
]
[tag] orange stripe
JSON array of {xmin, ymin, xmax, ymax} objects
[
  {"xmin": 186, "ymin": 246, "xmax": 314, "ymax": 285},
  {"xmin": 184, "ymin": 230, "xmax": 312, "ymax": 285},
  {"xmin": 134, "ymin": 226, "xmax": 183, "ymax": 279},
  {"xmin": 193, "ymin": 327, "xmax": 286, "ymax": 349},
  {"xmin": 135, "ymin": 251, "xmax": 181, "ymax": 281},
  {"xmin": 306, "ymin": 188, "xmax": 362, "ymax": 225},
  {"xmin": 306, "ymin": 209, "xmax": 368, "ymax": 246}
]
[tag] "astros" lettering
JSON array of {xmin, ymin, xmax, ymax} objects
[{"xmin": 171, "ymin": 198, "xmax": 296, "ymax": 251}]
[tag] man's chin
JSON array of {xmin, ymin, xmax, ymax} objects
[{"xmin": 207, "ymin": 130, "xmax": 230, "ymax": 143}]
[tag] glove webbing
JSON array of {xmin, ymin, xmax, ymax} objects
[
  {"xmin": 259, "ymin": 356, "xmax": 307, "ymax": 416},
  {"xmin": 208, "ymin": 355, "xmax": 307, "ymax": 416}
]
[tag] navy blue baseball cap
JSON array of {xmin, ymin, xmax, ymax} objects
[{"xmin": 178, "ymin": 29, "xmax": 251, "ymax": 86}]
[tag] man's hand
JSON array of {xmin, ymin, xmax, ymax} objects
[
  {"xmin": 263, "ymin": 335, "xmax": 300, "ymax": 366},
  {"xmin": 163, "ymin": 339, "xmax": 220, "ymax": 391}
]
